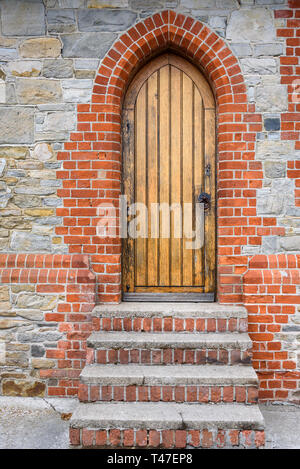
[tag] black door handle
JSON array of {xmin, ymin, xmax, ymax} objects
[{"xmin": 198, "ymin": 192, "xmax": 211, "ymax": 211}]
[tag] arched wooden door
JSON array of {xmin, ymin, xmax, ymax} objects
[{"xmin": 122, "ymin": 54, "xmax": 216, "ymax": 302}]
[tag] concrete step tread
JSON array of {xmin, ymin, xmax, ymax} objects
[
  {"xmin": 70, "ymin": 402, "xmax": 264, "ymax": 430},
  {"xmin": 81, "ymin": 364, "xmax": 258, "ymax": 386},
  {"xmin": 93, "ymin": 302, "xmax": 247, "ymax": 319},
  {"xmin": 88, "ymin": 332, "xmax": 252, "ymax": 349}
]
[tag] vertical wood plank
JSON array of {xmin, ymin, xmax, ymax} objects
[
  {"xmin": 147, "ymin": 71, "xmax": 159, "ymax": 286},
  {"xmin": 193, "ymin": 85, "xmax": 204, "ymax": 286},
  {"xmin": 204, "ymin": 108, "xmax": 216, "ymax": 293},
  {"xmin": 159, "ymin": 65, "xmax": 170, "ymax": 286},
  {"xmin": 182, "ymin": 72, "xmax": 193, "ymax": 286},
  {"xmin": 135, "ymin": 83, "xmax": 147, "ymax": 286},
  {"xmin": 122, "ymin": 107, "xmax": 135, "ymax": 293},
  {"xmin": 170, "ymin": 66, "xmax": 182, "ymax": 286}
]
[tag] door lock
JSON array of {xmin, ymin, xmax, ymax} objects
[{"xmin": 198, "ymin": 192, "xmax": 211, "ymax": 211}]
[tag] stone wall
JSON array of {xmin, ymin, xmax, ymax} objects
[{"xmin": 0, "ymin": 0, "xmax": 299, "ymax": 400}]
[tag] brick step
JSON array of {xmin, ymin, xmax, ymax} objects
[
  {"xmin": 92, "ymin": 302, "xmax": 248, "ymax": 333},
  {"xmin": 78, "ymin": 364, "xmax": 258, "ymax": 404},
  {"xmin": 88, "ymin": 332, "xmax": 252, "ymax": 365},
  {"xmin": 69, "ymin": 402, "xmax": 265, "ymax": 449}
]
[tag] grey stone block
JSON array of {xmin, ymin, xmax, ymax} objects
[
  {"xmin": 81, "ymin": 364, "xmax": 258, "ymax": 386},
  {"xmin": 227, "ymin": 9, "xmax": 276, "ymax": 43},
  {"xmin": 70, "ymin": 402, "xmax": 264, "ymax": 431},
  {"xmin": 230, "ymin": 43, "xmax": 252, "ymax": 57},
  {"xmin": 5, "ymin": 83, "xmax": 17, "ymax": 104},
  {"xmin": 208, "ymin": 16, "xmax": 226, "ymax": 30},
  {"xmin": 19, "ymin": 37, "xmax": 62, "ymax": 58},
  {"xmin": 216, "ymin": 0, "xmax": 238, "ymax": 7},
  {"xmin": 35, "ymin": 110, "xmax": 76, "ymax": 133},
  {"xmin": 280, "ymin": 237, "xmax": 300, "ymax": 252},
  {"xmin": 61, "ymin": 78, "xmax": 93, "ymax": 102},
  {"xmin": 130, "ymin": 0, "xmax": 164, "ymax": 8},
  {"xmin": 256, "ymin": 141, "xmax": 299, "ymax": 160},
  {"xmin": 257, "ymin": 179, "xmax": 294, "ymax": 215},
  {"xmin": 74, "ymin": 70, "xmax": 95, "ymax": 79},
  {"xmin": 59, "ymin": 0, "xmax": 85, "ymax": 6},
  {"xmin": 88, "ymin": 331, "xmax": 252, "ymax": 350},
  {"xmin": 42, "ymin": 59, "xmax": 73, "ymax": 78},
  {"xmin": 31, "ymin": 345, "xmax": 45, "ymax": 357},
  {"xmin": 264, "ymin": 161, "xmax": 286, "ymax": 178},
  {"xmin": 241, "ymin": 58, "xmax": 277, "ymax": 75},
  {"xmin": 61, "ymin": 32, "xmax": 117, "ymax": 58},
  {"xmin": 0, "ymin": 48, "xmax": 18, "ymax": 61},
  {"xmin": 0, "ymin": 183, "xmax": 12, "ymax": 208},
  {"xmin": 0, "ymin": 107, "xmax": 34, "ymax": 144},
  {"xmin": 254, "ymin": 43, "xmax": 284, "ymax": 57},
  {"xmin": 93, "ymin": 302, "xmax": 247, "ymax": 318},
  {"xmin": 181, "ymin": 404, "xmax": 264, "ymax": 431},
  {"xmin": 87, "ymin": 0, "xmax": 129, "ymax": 6},
  {"xmin": 1, "ymin": 0, "xmax": 45, "ymax": 36},
  {"xmin": 0, "ymin": 159, "xmax": 6, "ymax": 177},
  {"xmin": 8, "ymin": 60, "xmax": 42, "ymax": 78},
  {"xmin": 32, "ymin": 216, "xmax": 62, "ymax": 225},
  {"xmin": 256, "ymin": 0, "xmax": 285, "ymax": 3},
  {"xmin": 264, "ymin": 118, "xmax": 280, "ymax": 131},
  {"xmin": 10, "ymin": 232, "xmax": 52, "ymax": 252},
  {"xmin": 257, "ymin": 188, "xmax": 283, "ymax": 215},
  {"xmin": 74, "ymin": 59, "xmax": 99, "ymax": 70},
  {"xmin": 261, "ymin": 236, "xmax": 279, "ymax": 254},
  {"xmin": 18, "ymin": 331, "xmax": 62, "ymax": 343},
  {"xmin": 43, "ymin": 198, "xmax": 62, "ymax": 207},
  {"xmin": 71, "ymin": 401, "xmax": 183, "ymax": 430},
  {"xmin": 78, "ymin": 9, "xmax": 136, "ymax": 32},
  {"xmin": 14, "ymin": 187, "xmax": 56, "ymax": 196},
  {"xmin": 242, "ymin": 246, "xmax": 261, "ymax": 255},
  {"xmin": 14, "ymin": 195, "xmax": 41, "ymax": 209},
  {"xmin": 40, "ymin": 180, "xmax": 62, "ymax": 187},
  {"xmin": 256, "ymin": 84, "xmax": 288, "ymax": 112},
  {"xmin": 47, "ymin": 8, "xmax": 76, "ymax": 33},
  {"xmin": 16, "ymin": 78, "xmax": 63, "ymax": 105},
  {"xmin": 47, "ymin": 8, "xmax": 75, "ymax": 23}
]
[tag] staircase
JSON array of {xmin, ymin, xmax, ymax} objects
[{"xmin": 69, "ymin": 303, "xmax": 265, "ymax": 449}]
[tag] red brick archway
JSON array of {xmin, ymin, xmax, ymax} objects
[{"xmin": 57, "ymin": 10, "xmax": 262, "ymax": 305}]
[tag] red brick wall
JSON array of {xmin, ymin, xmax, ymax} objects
[
  {"xmin": 244, "ymin": 254, "xmax": 300, "ymax": 403},
  {"xmin": 0, "ymin": 254, "xmax": 96, "ymax": 397},
  {"xmin": 239, "ymin": 1, "xmax": 300, "ymax": 404},
  {"xmin": 277, "ymin": 3, "xmax": 300, "ymax": 207}
]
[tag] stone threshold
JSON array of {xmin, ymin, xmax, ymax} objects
[{"xmin": 92, "ymin": 302, "xmax": 247, "ymax": 318}]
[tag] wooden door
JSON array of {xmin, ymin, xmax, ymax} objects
[{"xmin": 122, "ymin": 54, "xmax": 216, "ymax": 302}]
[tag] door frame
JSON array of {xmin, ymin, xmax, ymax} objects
[{"xmin": 121, "ymin": 53, "xmax": 216, "ymax": 302}]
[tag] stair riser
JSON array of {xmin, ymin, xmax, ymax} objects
[
  {"xmin": 92, "ymin": 317, "xmax": 248, "ymax": 333},
  {"xmin": 70, "ymin": 427, "xmax": 265, "ymax": 449},
  {"xmin": 78, "ymin": 383, "xmax": 258, "ymax": 404},
  {"xmin": 92, "ymin": 348, "xmax": 252, "ymax": 366}
]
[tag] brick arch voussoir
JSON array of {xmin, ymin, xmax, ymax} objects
[{"xmin": 92, "ymin": 12, "xmax": 247, "ymax": 111}]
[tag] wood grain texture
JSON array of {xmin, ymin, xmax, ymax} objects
[{"xmin": 122, "ymin": 53, "xmax": 216, "ymax": 298}]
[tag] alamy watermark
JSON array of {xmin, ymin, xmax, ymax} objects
[{"xmin": 96, "ymin": 195, "xmax": 205, "ymax": 250}]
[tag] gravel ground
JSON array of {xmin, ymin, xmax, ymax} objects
[{"xmin": 0, "ymin": 397, "xmax": 299, "ymax": 449}]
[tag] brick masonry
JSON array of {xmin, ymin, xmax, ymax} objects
[
  {"xmin": 78, "ymin": 382, "xmax": 258, "ymax": 404},
  {"xmin": 0, "ymin": 0, "xmax": 299, "ymax": 403},
  {"xmin": 69, "ymin": 427, "xmax": 265, "ymax": 449}
]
